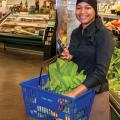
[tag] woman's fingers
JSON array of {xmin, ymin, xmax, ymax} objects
[
  {"xmin": 64, "ymin": 48, "xmax": 69, "ymax": 54},
  {"xmin": 61, "ymin": 48, "xmax": 73, "ymax": 60},
  {"xmin": 61, "ymin": 54, "xmax": 72, "ymax": 60},
  {"xmin": 61, "ymin": 51, "xmax": 65, "ymax": 56}
]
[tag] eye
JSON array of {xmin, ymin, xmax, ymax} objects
[
  {"xmin": 76, "ymin": 6, "xmax": 82, "ymax": 10},
  {"xmin": 85, "ymin": 6, "xmax": 92, "ymax": 10}
]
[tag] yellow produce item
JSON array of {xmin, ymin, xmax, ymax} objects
[{"xmin": 116, "ymin": 5, "xmax": 120, "ymax": 11}]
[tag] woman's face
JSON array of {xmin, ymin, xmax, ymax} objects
[{"xmin": 75, "ymin": 2, "xmax": 95, "ymax": 26}]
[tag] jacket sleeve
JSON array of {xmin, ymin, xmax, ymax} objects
[{"xmin": 83, "ymin": 29, "xmax": 115, "ymax": 89}]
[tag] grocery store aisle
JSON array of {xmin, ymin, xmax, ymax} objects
[{"xmin": 0, "ymin": 48, "xmax": 44, "ymax": 120}]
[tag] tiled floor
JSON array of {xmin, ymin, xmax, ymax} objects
[{"xmin": 0, "ymin": 48, "xmax": 45, "ymax": 120}]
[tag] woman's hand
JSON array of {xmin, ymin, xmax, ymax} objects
[
  {"xmin": 64, "ymin": 84, "xmax": 88, "ymax": 98},
  {"xmin": 61, "ymin": 48, "xmax": 73, "ymax": 60}
]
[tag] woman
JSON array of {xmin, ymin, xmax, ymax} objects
[{"xmin": 61, "ymin": 0, "xmax": 115, "ymax": 120}]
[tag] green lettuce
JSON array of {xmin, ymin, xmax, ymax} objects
[{"xmin": 43, "ymin": 58, "xmax": 86, "ymax": 94}]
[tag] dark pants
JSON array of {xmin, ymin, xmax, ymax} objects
[{"xmin": 89, "ymin": 91, "xmax": 110, "ymax": 120}]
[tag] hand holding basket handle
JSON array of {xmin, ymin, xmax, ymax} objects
[
  {"xmin": 61, "ymin": 48, "xmax": 73, "ymax": 61},
  {"xmin": 39, "ymin": 55, "xmax": 59, "ymax": 86}
]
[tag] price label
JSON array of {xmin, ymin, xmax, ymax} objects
[{"xmin": 48, "ymin": 21, "xmax": 55, "ymax": 27}]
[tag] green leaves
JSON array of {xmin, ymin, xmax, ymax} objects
[
  {"xmin": 43, "ymin": 58, "xmax": 86, "ymax": 94},
  {"xmin": 107, "ymin": 47, "xmax": 120, "ymax": 91},
  {"xmin": 109, "ymin": 80, "xmax": 120, "ymax": 91},
  {"xmin": 107, "ymin": 47, "xmax": 120, "ymax": 80}
]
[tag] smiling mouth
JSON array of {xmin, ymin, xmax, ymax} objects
[
  {"xmin": 77, "ymin": 14, "xmax": 88, "ymax": 19},
  {"xmin": 79, "ymin": 15, "xmax": 88, "ymax": 20},
  {"xmin": 81, "ymin": 16, "xmax": 87, "ymax": 19}
]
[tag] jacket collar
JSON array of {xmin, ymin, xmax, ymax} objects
[
  {"xmin": 84, "ymin": 16, "xmax": 103, "ymax": 33},
  {"xmin": 79, "ymin": 16, "xmax": 103, "ymax": 43}
]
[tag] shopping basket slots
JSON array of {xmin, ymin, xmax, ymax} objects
[{"xmin": 20, "ymin": 55, "xmax": 95, "ymax": 120}]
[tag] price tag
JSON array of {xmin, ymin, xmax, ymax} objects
[{"xmin": 48, "ymin": 21, "xmax": 55, "ymax": 27}]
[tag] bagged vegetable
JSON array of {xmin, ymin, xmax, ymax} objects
[{"xmin": 43, "ymin": 58, "xmax": 86, "ymax": 94}]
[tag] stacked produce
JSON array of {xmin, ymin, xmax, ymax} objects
[
  {"xmin": 109, "ymin": 80, "xmax": 120, "ymax": 91},
  {"xmin": 43, "ymin": 58, "xmax": 86, "ymax": 94},
  {"xmin": 107, "ymin": 47, "xmax": 120, "ymax": 91},
  {"xmin": 105, "ymin": 20, "xmax": 120, "ymax": 36},
  {"xmin": 116, "ymin": 5, "xmax": 120, "ymax": 15}
]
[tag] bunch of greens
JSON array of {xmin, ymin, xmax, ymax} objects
[
  {"xmin": 109, "ymin": 80, "xmax": 120, "ymax": 91},
  {"xmin": 43, "ymin": 58, "xmax": 86, "ymax": 94},
  {"xmin": 107, "ymin": 47, "xmax": 120, "ymax": 80},
  {"xmin": 107, "ymin": 47, "xmax": 120, "ymax": 91}
]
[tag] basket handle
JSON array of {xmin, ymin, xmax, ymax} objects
[{"xmin": 39, "ymin": 55, "xmax": 59, "ymax": 87}]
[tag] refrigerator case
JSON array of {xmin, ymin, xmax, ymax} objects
[
  {"xmin": 0, "ymin": 13, "xmax": 49, "ymax": 51},
  {"xmin": 107, "ymin": 45, "xmax": 120, "ymax": 119},
  {"xmin": 109, "ymin": 89, "xmax": 120, "ymax": 120},
  {"xmin": 0, "ymin": 12, "xmax": 56, "ymax": 52},
  {"xmin": 98, "ymin": 1, "xmax": 120, "ymax": 118},
  {"xmin": 108, "ymin": 48, "xmax": 120, "ymax": 120},
  {"xmin": 0, "ymin": 13, "xmax": 49, "ymax": 37}
]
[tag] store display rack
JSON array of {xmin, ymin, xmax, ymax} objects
[
  {"xmin": 110, "ymin": 90, "xmax": 120, "ymax": 120},
  {"xmin": 0, "ymin": 11, "xmax": 57, "ymax": 59}
]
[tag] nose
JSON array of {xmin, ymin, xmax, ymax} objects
[{"xmin": 80, "ymin": 8, "xmax": 85, "ymax": 14}]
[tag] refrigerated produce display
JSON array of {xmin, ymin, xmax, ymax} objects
[
  {"xmin": 110, "ymin": 90, "xmax": 120, "ymax": 120},
  {"xmin": 99, "ymin": 0, "xmax": 120, "ymax": 118},
  {"xmin": 107, "ymin": 47, "xmax": 120, "ymax": 120},
  {"xmin": 96, "ymin": 1, "xmax": 120, "ymax": 118},
  {"xmin": 0, "ymin": 13, "xmax": 48, "ymax": 50},
  {"xmin": 98, "ymin": 0, "xmax": 120, "ymax": 41},
  {"xmin": 0, "ymin": 0, "xmax": 57, "ymax": 59},
  {"xmin": 109, "ymin": 35, "xmax": 120, "ymax": 119}
]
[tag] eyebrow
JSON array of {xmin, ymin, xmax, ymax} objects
[{"xmin": 76, "ymin": 5, "xmax": 91, "ymax": 7}]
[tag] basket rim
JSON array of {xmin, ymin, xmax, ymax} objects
[{"xmin": 20, "ymin": 74, "xmax": 95, "ymax": 101}]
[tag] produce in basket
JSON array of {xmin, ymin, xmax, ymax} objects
[{"xmin": 43, "ymin": 58, "xmax": 86, "ymax": 94}]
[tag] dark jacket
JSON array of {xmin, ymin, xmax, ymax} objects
[{"xmin": 68, "ymin": 16, "xmax": 115, "ymax": 93}]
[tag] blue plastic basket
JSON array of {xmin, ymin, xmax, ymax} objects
[{"xmin": 20, "ymin": 74, "xmax": 95, "ymax": 120}]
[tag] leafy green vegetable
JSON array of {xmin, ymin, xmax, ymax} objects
[
  {"xmin": 107, "ymin": 47, "xmax": 120, "ymax": 91},
  {"xmin": 107, "ymin": 47, "xmax": 120, "ymax": 81},
  {"xmin": 109, "ymin": 80, "xmax": 120, "ymax": 91},
  {"xmin": 43, "ymin": 58, "xmax": 86, "ymax": 94}
]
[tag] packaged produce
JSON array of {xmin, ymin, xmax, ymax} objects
[{"xmin": 43, "ymin": 58, "xmax": 86, "ymax": 94}]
